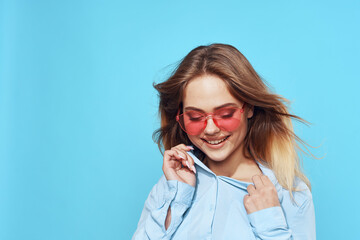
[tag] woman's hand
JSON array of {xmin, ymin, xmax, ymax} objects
[
  {"xmin": 162, "ymin": 144, "xmax": 196, "ymax": 187},
  {"xmin": 243, "ymin": 175, "xmax": 280, "ymax": 214}
]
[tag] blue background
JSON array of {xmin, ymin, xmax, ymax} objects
[{"xmin": 1, "ymin": 0, "xmax": 359, "ymax": 239}]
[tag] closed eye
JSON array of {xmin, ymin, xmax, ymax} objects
[
  {"xmin": 186, "ymin": 111, "xmax": 205, "ymax": 121},
  {"xmin": 216, "ymin": 108, "xmax": 237, "ymax": 118},
  {"xmin": 189, "ymin": 117, "xmax": 203, "ymax": 121},
  {"xmin": 220, "ymin": 113, "xmax": 234, "ymax": 118}
]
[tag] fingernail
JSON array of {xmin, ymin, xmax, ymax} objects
[
  {"xmin": 186, "ymin": 161, "xmax": 190, "ymax": 169},
  {"xmin": 178, "ymin": 154, "xmax": 185, "ymax": 159},
  {"xmin": 187, "ymin": 146, "xmax": 194, "ymax": 150},
  {"xmin": 191, "ymin": 165, "xmax": 197, "ymax": 174}
]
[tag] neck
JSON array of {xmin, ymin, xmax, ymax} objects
[{"xmin": 205, "ymin": 145, "xmax": 260, "ymax": 181}]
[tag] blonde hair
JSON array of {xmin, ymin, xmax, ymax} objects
[{"xmin": 153, "ymin": 43, "xmax": 311, "ymax": 194}]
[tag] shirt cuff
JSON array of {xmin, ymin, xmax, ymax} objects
[
  {"xmin": 248, "ymin": 206, "xmax": 288, "ymax": 233},
  {"xmin": 165, "ymin": 180, "xmax": 195, "ymax": 206}
]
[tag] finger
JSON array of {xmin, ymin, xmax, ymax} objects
[
  {"xmin": 243, "ymin": 194, "xmax": 250, "ymax": 203},
  {"xmin": 243, "ymin": 194, "xmax": 254, "ymax": 214},
  {"xmin": 247, "ymin": 184, "xmax": 256, "ymax": 195},
  {"xmin": 171, "ymin": 149, "xmax": 189, "ymax": 167},
  {"xmin": 178, "ymin": 150, "xmax": 196, "ymax": 174},
  {"xmin": 186, "ymin": 145, "xmax": 194, "ymax": 151},
  {"xmin": 252, "ymin": 175, "xmax": 264, "ymax": 188},
  {"xmin": 171, "ymin": 144, "xmax": 186, "ymax": 151},
  {"xmin": 184, "ymin": 151, "xmax": 196, "ymax": 174},
  {"xmin": 163, "ymin": 150, "xmax": 181, "ymax": 173},
  {"xmin": 171, "ymin": 148, "xmax": 196, "ymax": 174},
  {"xmin": 172, "ymin": 148, "xmax": 193, "ymax": 164},
  {"xmin": 260, "ymin": 175, "xmax": 273, "ymax": 187},
  {"xmin": 164, "ymin": 150, "xmax": 187, "ymax": 168},
  {"xmin": 172, "ymin": 148, "xmax": 188, "ymax": 161},
  {"xmin": 172, "ymin": 144, "xmax": 194, "ymax": 152},
  {"xmin": 171, "ymin": 149, "xmax": 196, "ymax": 174}
]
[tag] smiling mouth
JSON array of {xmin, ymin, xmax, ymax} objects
[{"xmin": 202, "ymin": 135, "xmax": 230, "ymax": 145}]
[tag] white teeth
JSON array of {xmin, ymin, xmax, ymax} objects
[{"xmin": 205, "ymin": 136, "xmax": 228, "ymax": 145}]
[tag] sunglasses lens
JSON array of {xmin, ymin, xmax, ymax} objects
[
  {"xmin": 178, "ymin": 113, "xmax": 205, "ymax": 135},
  {"xmin": 215, "ymin": 107, "xmax": 242, "ymax": 131},
  {"xmin": 177, "ymin": 107, "xmax": 243, "ymax": 135},
  {"xmin": 217, "ymin": 118, "xmax": 241, "ymax": 131}
]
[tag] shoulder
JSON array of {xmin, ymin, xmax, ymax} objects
[
  {"xmin": 292, "ymin": 176, "xmax": 313, "ymax": 206},
  {"xmin": 279, "ymin": 176, "xmax": 313, "ymax": 211},
  {"xmin": 279, "ymin": 177, "xmax": 315, "ymax": 228}
]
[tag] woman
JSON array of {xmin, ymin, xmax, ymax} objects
[{"xmin": 132, "ymin": 43, "xmax": 315, "ymax": 239}]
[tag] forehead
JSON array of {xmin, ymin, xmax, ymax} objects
[{"xmin": 183, "ymin": 75, "xmax": 241, "ymax": 110}]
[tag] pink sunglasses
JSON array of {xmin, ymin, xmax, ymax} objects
[{"xmin": 176, "ymin": 103, "xmax": 246, "ymax": 136}]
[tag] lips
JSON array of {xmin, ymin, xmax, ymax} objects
[{"xmin": 202, "ymin": 135, "xmax": 230, "ymax": 145}]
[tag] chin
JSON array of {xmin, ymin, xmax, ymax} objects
[
  {"xmin": 190, "ymin": 135, "xmax": 240, "ymax": 163},
  {"xmin": 193, "ymin": 141, "xmax": 233, "ymax": 162},
  {"xmin": 203, "ymin": 152, "xmax": 228, "ymax": 162}
]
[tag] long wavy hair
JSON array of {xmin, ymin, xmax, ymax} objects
[{"xmin": 153, "ymin": 43, "xmax": 311, "ymax": 193}]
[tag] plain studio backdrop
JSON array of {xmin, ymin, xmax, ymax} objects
[{"xmin": 0, "ymin": 0, "xmax": 359, "ymax": 239}]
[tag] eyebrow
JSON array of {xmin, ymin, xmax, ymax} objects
[{"xmin": 184, "ymin": 103, "xmax": 238, "ymax": 112}]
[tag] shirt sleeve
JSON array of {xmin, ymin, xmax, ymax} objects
[
  {"xmin": 247, "ymin": 197, "xmax": 316, "ymax": 240},
  {"xmin": 132, "ymin": 175, "xmax": 195, "ymax": 240},
  {"xmin": 288, "ymin": 198, "xmax": 316, "ymax": 240}
]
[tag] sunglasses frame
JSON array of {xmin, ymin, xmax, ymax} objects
[{"xmin": 176, "ymin": 103, "xmax": 246, "ymax": 135}]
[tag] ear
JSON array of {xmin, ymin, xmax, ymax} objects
[{"xmin": 246, "ymin": 105, "xmax": 254, "ymax": 119}]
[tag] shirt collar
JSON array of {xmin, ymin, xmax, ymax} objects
[
  {"xmin": 188, "ymin": 150, "xmax": 275, "ymax": 181},
  {"xmin": 187, "ymin": 150, "xmax": 283, "ymax": 201}
]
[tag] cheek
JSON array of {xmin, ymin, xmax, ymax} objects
[
  {"xmin": 229, "ymin": 122, "xmax": 248, "ymax": 143},
  {"xmin": 187, "ymin": 135, "xmax": 207, "ymax": 151},
  {"xmin": 188, "ymin": 135, "xmax": 202, "ymax": 145}
]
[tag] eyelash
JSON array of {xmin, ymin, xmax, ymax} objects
[{"xmin": 187, "ymin": 111, "xmax": 235, "ymax": 120}]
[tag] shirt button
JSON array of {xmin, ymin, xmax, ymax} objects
[{"xmin": 209, "ymin": 204, "xmax": 214, "ymax": 211}]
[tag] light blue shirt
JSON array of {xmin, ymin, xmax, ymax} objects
[{"xmin": 132, "ymin": 151, "xmax": 316, "ymax": 240}]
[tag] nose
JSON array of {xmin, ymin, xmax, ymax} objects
[{"xmin": 203, "ymin": 117, "xmax": 220, "ymax": 135}]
